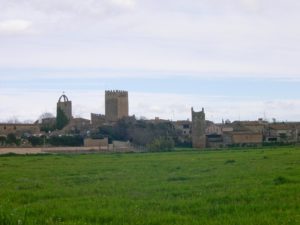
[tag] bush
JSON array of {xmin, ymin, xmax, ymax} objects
[
  {"xmin": 6, "ymin": 133, "xmax": 20, "ymax": 146},
  {"xmin": 40, "ymin": 124, "xmax": 56, "ymax": 133},
  {"xmin": 0, "ymin": 136, "xmax": 6, "ymax": 146},
  {"xmin": 147, "ymin": 137, "xmax": 175, "ymax": 152},
  {"xmin": 225, "ymin": 159, "xmax": 236, "ymax": 164},
  {"xmin": 28, "ymin": 136, "xmax": 44, "ymax": 147},
  {"xmin": 48, "ymin": 135, "xmax": 83, "ymax": 147},
  {"xmin": 273, "ymin": 176, "xmax": 290, "ymax": 185}
]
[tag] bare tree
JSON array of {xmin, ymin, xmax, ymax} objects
[
  {"xmin": 38, "ymin": 112, "xmax": 55, "ymax": 123},
  {"xmin": 6, "ymin": 116, "xmax": 20, "ymax": 124}
]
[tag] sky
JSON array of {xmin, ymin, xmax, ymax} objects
[{"xmin": 0, "ymin": 0, "xmax": 300, "ymax": 123}]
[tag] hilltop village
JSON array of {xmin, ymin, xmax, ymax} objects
[{"xmin": 1, "ymin": 90, "xmax": 300, "ymax": 151}]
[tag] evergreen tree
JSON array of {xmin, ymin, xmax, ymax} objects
[
  {"xmin": 0, "ymin": 136, "xmax": 6, "ymax": 146},
  {"xmin": 56, "ymin": 107, "xmax": 69, "ymax": 130}
]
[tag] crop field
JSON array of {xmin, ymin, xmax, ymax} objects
[{"xmin": 0, "ymin": 147, "xmax": 299, "ymax": 225}]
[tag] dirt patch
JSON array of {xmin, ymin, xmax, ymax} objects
[{"xmin": 0, "ymin": 148, "xmax": 42, "ymax": 155}]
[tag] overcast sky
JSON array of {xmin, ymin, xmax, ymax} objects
[{"xmin": 1, "ymin": 0, "xmax": 300, "ymax": 122}]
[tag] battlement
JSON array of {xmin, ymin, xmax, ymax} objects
[
  {"xmin": 192, "ymin": 107, "xmax": 205, "ymax": 120},
  {"xmin": 91, "ymin": 113, "xmax": 105, "ymax": 118},
  {"xmin": 105, "ymin": 90, "xmax": 128, "ymax": 97}
]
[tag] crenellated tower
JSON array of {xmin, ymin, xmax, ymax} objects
[
  {"xmin": 105, "ymin": 90, "xmax": 129, "ymax": 122},
  {"xmin": 191, "ymin": 107, "xmax": 206, "ymax": 149}
]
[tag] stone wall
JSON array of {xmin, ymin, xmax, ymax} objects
[
  {"xmin": 84, "ymin": 138, "xmax": 108, "ymax": 149},
  {"xmin": 111, "ymin": 141, "xmax": 131, "ymax": 152},
  {"xmin": 91, "ymin": 113, "xmax": 106, "ymax": 126},
  {"xmin": 61, "ymin": 118, "xmax": 91, "ymax": 135},
  {"xmin": 232, "ymin": 132, "xmax": 263, "ymax": 144},
  {"xmin": 223, "ymin": 132, "xmax": 263, "ymax": 145},
  {"xmin": 0, "ymin": 124, "xmax": 40, "ymax": 136}
]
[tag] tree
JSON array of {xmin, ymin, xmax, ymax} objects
[
  {"xmin": 39, "ymin": 112, "xmax": 55, "ymax": 123},
  {"xmin": 56, "ymin": 108, "xmax": 69, "ymax": 130},
  {"xmin": 0, "ymin": 136, "xmax": 6, "ymax": 146},
  {"xmin": 147, "ymin": 137, "xmax": 175, "ymax": 152},
  {"xmin": 6, "ymin": 133, "xmax": 20, "ymax": 146},
  {"xmin": 94, "ymin": 117, "xmax": 178, "ymax": 149},
  {"xmin": 48, "ymin": 135, "xmax": 83, "ymax": 147},
  {"xmin": 6, "ymin": 116, "xmax": 20, "ymax": 124},
  {"xmin": 28, "ymin": 136, "xmax": 44, "ymax": 147}
]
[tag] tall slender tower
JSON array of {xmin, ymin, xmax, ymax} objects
[
  {"xmin": 57, "ymin": 94, "xmax": 72, "ymax": 120},
  {"xmin": 191, "ymin": 107, "xmax": 206, "ymax": 149},
  {"xmin": 105, "ymin": 90, "xmax": 129, "ymax": 122}
]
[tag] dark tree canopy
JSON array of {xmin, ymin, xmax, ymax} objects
[
  {"xmin": 56, "ymin": 108, "xmax": 69, "ymax": 130},
  {"xmin": 97, "ymin": 117, "xmax": 177, "ymax": 150}
]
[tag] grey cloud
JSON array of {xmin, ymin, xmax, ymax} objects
[
  {"xmin": 0, "ymin": 19, "xmax": 32, "ymax": 34},
  {"xmin": 0, "ymin": 0, "xmax": 136, "ymax": 34},
  {"xmin": 0, "ymin": 0, "xmax": 300, "ymax": 79},
  {"xmin": 0, "ymin": 0, "xmax": 135, "ymax": 17}
]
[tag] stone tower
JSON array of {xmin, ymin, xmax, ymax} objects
[
  {"xmin": 191, "ymin": 107, "xmax": 206, "ymax": 149},
  {"xmin": 57, "ymin": 94, "xmax": 72, "ymax": 120},
  {"xmin": 105, "ymin": 90, "xmax": 129, "ymax": 122}
]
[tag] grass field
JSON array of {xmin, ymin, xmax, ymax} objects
[{"xmin": 0, "ymin": 147, "xmax": 299, "ymax": 225}]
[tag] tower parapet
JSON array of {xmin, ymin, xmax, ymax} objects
[{"xmin": 105, "ymin": 90, "xmax": 128, "ymax": 97}]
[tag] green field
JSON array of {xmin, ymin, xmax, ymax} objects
[{"xmin": 0, "ymin": 147, "xmax": 299, "ymax": 225}]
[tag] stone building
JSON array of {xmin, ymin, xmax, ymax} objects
[
  {"xmin": 173, "ymin": 120, "xmax": 192, "ymax": 146},
  {"xmin": 84, "ymin": 138, "xmax": 109, "ymax": 149},
  {"xmin": 105, "ymin": 90, "xmax": 129, "ymax": 122},
  {"xmin": 174, "ymin": 120, "xmax": 191, "ymax": 136},
  {"xmin": 223, "ymin": 131, "xmax": 263, "ymax": 146},
  {"xmin": 91, "ymin": 113, "xmax": 106, "ymax": 127},
  {"xmin": 61, "ymin": 118, "xmax": 91, "ymax": 135},
  {"xmin": 191, "ymin": 107, "xmax": 206, "ymax": 149},
  {"xmin": 264, "ymin": 123, "xmax": 300, "ymax": 143},
  {"xmin": 205, "ymin": 122, "xmax": 223, "ymax": 148},
  {"xmin": 57, "ymin": 94, "xmax": 72, "ymax": 120},
  {"xmin": 0, "ymin": 123, "xmax": 40, "ymax": 137}
]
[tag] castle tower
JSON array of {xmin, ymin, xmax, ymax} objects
[
  {"xmin": 105, "ymin": 90, "xmax": 129, "ymax": 122},
  {"xmin": 191, "ymin": 107, "xmax": 206, "ymax": 149},
  {"xmin": 57, "ymin": 94, "xmax": 72, "ymax": 120}
]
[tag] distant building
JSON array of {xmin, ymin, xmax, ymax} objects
[
  {"xmin": 174, "ymin": 120, "xmax": 191, "ymax": 136},
  {"xmin": 264, "ymin": 122, "xmax": 300, "ymax": 143},
  {"xmin": 91, "ymin": 113, "xmax": 106, "ymax": 127},
  {"xmin": 105, "ymin": 90, "xmax": 129, "ymax": 122},
  {"xmin": 61, "ymin": 118, "xmax": 91, "ymax": 135},
  {"xmin": 57, "ymin": 94, "xmax": 72, "ymax": 120},
  {"xmin": 191, "ymin": 107, "xmax": 206, "ymax": 149},
  {"xmin": 0, "ymin": 123, "xmax": 40, "ymax": 136},
  {"xmin": 223, "ymin": 131, "xmax": 263, "ymax": 146},
  {"xmin": 84, "ymin": 138, "xmax": 108, "ymax": 149}
]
